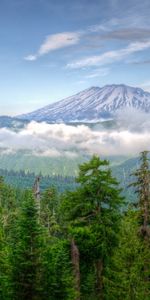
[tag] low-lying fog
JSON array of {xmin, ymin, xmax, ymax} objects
[{"xmin": 0, "ymin": 109, "xmax": 149, "ymax": 157}]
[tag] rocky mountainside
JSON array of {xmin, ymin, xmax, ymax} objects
[{"xmin": 18, "ymin": 84, "xmax": 150, "ymax": 122}]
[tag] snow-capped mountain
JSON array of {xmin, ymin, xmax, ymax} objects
[{"xmin": 19, "ymin": 84, "xmax": 150, "ymax": 122}]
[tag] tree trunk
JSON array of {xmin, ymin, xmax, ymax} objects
[
  {"xmin": 33, "ymin": 176, "xmax": 41, "ymax": 219},
  {"xmin": 71, "ymin": 238, "xmax": 80, "ymax": 300},
  {"xmin": 95, "ymin": 259, "xmax": 103, "ymax": 299}
]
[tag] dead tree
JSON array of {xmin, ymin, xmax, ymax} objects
[{"xmin": 33, "ymin": 176, "xmax": 41, "ymax": 216}]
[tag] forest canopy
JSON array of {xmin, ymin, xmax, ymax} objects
[{"xmin": 0, "ymin": 152, "xmax": 150, "ymax": 300}]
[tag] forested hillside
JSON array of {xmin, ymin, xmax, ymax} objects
[
  {"xmin": 0, "ymin": 150, "xmax": 85, "ymax": 176},
  {"xmin": 0, "ymin": 169, "xmax": 77, "ymax": 192},
  {"xmin": 0, "ymin": 155, "xmax": 139, "ymax": 201},
  {"xmin": 0, "ymin": 152, "xmax": 150, "ymax": 299}
]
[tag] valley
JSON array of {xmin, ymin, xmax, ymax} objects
[{"xmin": 0, "ymin": 83, "xmax": 149, "ymax": 197}]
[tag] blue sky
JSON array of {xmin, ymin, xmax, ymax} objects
[{"xmin": 0, "ymin": 0, "xmax": 150, "ymax": 115}]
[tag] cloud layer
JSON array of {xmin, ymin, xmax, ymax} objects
[{"xmin": 0, "ymin": 113, "xmax": 150, "ymax": 158}]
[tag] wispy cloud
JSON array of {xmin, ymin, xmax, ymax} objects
[
  {"xmin": 103, "ymin": 28, "xmax": 150, "ymax": 41},
  {"xmin": 88, "ymin": 28, "xmax": 150, "ymax": 42},
  {"xmin": 67, "ymin": 40, "xmax": 150, "ymax": 69},
  {"xmin": 24, "ymin": 54, "xmax": 37, "ymax": 61},
  {"xmin": 24, "ymin": 31, "xmax": 81, "ymax": 61},
  {"xmin": 24, "ymin": 13, "xmax": 150, "ymax": 63},
  {"xmin": 130, "ymin": 59, "xmax": 150, "ymax": 65},
  {"xmin": 85, "ymin": 68, "xmax": 109, "ymax": 78}
]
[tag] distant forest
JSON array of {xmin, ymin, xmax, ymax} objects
[
  {"xmin": 0, "ymin": 168, "xmax": 77, "ymax": 192},
  {"xmin": 0, "ymin": 156, "xmax": 138, "ymax": 201}
]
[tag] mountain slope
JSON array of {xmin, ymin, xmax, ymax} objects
[
  {"xmin": 0, "ymin": 116, "xmax": 28, "ymax": 129},
  {"xmin": 19, "ymin": 84, "xmax": 150, "ymax": 122}
]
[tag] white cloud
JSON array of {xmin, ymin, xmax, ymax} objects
[
  {"xmin": 67, "ymin": 40, "xmax": 150, "ymax": 69},
  {"xmin": 0, "ymin": 119, "xmax": 150, "ymax": 157},
  {"xmin": 24, "ymin": 54, "xmax": 37, "ymax": 61},
  {"xmin": 24, "ymin": 10, "xmax": 150, "ymax": 62},
  {"xmin": 39, "ymin": 32, "xmax": 80, "ymax": 54},
  {"xmin": 25, "ymin": 32, "xmax": 81, "ymax": 61}
]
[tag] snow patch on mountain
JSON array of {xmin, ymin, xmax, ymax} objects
[{"xmin": 19, "ymin": 84, "xmax": 150, "ymax": 122}]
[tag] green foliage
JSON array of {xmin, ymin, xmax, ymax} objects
[
  {"xmin": 0, "ymin": 168, "xmax": 77, "ymax": 192},
  {"xmin": 10, "ymin": 190, "xmax": 45, "ymax": 300},
  {"xmin": 0, "ymin": 178, "xmax": 16, "ymax": 299},
  {"xmin": 60, "ymin": 155, "xmax": 124, "ymax": 299},
  {"xmin": 0, "ymin": 154, "xmax": 145, "ymax": 202},
  {"xmin": 0, "ymin": 153, "xmax": 150, "ymax": 299},
  {"xmin": 108, "ymin": 210, "xmax": 150, "ymax": 300},
  {"xmin": 130, "ymin": 151, "xmax": 150, "ymax": 229},
  {"xmin": 107, "ymin": 151, "xmax": 150, "ymax": 300},
  {"xmin": 0, "ymin": 150, "xmax": 84, "ymax": 176},
  {"xmin": 42, "ymin": 239, "xmax": 76, "ymax": 300}
]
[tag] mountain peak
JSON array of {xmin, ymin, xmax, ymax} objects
[{"xmin": 18, "ymin": 84, "xmax": 150, "ymax": 123}]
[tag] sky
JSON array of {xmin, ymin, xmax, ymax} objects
[{"xmin": 0, "ymin": 0, "xmax": 150, "ymax": 115}]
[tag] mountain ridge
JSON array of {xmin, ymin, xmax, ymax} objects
[{"xmin": 18, "ymin": 84, "xmax": 150, "ymax": 123}]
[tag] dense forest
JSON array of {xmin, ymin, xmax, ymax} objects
[
  {"xmin": 0, "ymin": 156, "xmax": 138, "ymax": 201},
  {"xmin": 0, "ymin": 169, "xmax": 77, "ymax": 193},
  {"xmin": 0, "ymin": 151, "xmax": 150, "ymax": 300}
]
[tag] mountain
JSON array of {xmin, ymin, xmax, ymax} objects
[
  {"xmin": 18, "ymin": 84, "xmax": 150, "ymax": 123},
  {"xmin": 0, "ymin": 116, "xmax": 28, "ymax": 129}
]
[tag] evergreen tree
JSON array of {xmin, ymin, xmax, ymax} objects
[
  {"xmin": 130, "ymin": 150, "xmax": 150, "ymax": 293},
  {"xmin": 10, "ymin": 190, "xmax": 44, "ymax": 300},
  {"xmin": 3, "ymin": 153, "xmax": 150, "ymax": 299},
  {"xmin": 41, "ymin": 238, "xmax": 76, "ymax": 300},
  {"xmin": 131, "ymin": 151, "xmax": 150, "ymax": 239},
  {"xmin": 60, "ymin": 155, "xmax": 124, "ymax": 299},
  {"xmin": 108, "ymin": 210, "xmax": 149, "ymax": 300},
  {"xmin": 0, "ymin": 206, "xmax": 11, "ymax": 300},
  {"xmin": 0, "ymin": 177, "xmax": 16, "ymax": 299},
  {"xmin": 110, "ymin": 151, "xmax": 150, "ymax": 300}
]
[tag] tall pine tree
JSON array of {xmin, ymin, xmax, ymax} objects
[
  {"xmin": 60, "ymin": 155, "xmax": 124, "ymax": 299},
  {"xmin": 10, "ymin": 190, "xmax": 44, "ymax": 300}
]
